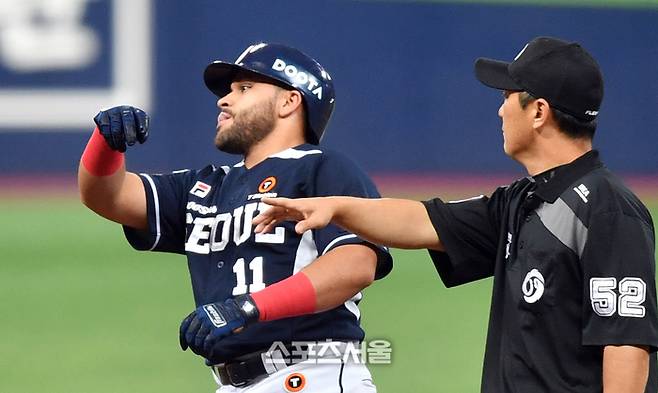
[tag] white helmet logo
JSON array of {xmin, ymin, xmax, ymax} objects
[
  {"xmin": 522, "ymin": 268, "xmax": 545, "ymax": 304},
  {"xmin": 235, "ymin": 43, "xmax": 267, "ymax": 65},
  {"xmin": 514, "ymin": 43, "xmax": 529, "ymax": 61},
  {"xmin": 271, "ymin": 58, "xmax": 323, "ymax": 100}
]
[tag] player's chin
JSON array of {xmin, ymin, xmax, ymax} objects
[
  {"xmin": 215, "ymin": 134, "xmax": 247, "ymax": 155},
  {"xmin": 214, "ymin": 132, "xmax": 227, "ymax": 150}
]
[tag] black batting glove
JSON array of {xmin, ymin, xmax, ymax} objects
[{"xmin": 93, "ymin": 105, "xmax": 149, "ymax": 152}]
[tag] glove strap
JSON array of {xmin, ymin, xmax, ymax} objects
[
  {"xmin": 81, "ymin": 127, "xmax": 125, "ymax": 176},
  {"xmin": 232, "ymin": 294, "xmax": 260, "ymax": 325},
  {"xmin": 250, "ymin": 272, "xmax": 317, "ymax": 322}
]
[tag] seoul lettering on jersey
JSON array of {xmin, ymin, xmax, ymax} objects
[{"xmin": 185, "ymin": 201, "xmax": 285, "ymax": 254}]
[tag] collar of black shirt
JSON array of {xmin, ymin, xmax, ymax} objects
[{"xmin": 531, "ymin": 150, "xmax": 604, "ymax": 203}]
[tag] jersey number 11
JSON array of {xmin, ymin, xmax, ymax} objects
[{"xmin": 232, "ymin": 257, "xmax": 266, "ymax": 295}]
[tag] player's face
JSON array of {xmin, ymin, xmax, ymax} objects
[
  {"xmin": 498, "ymin": 91, "xmax": 535, "ymax": 158},
  {"xmin": 214, "ymin": 77, "xmax": 280, "ymax": 155}
]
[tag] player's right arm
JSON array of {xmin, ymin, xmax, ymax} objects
[
  {"xmin": 78, "ymin": 106, "xmax": 150, "ymax": 230},
  {"xmin": 254, "ymin": 196, "xmax": 444, "ymax": 250}
]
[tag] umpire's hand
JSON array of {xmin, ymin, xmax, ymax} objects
[
  {"xmin": 93, "ymin": 106, "xmax": 149, "ymax": 152},
  {"xmin": 179, "ymin": 295, "xmax": 260, "ymax": 358}
]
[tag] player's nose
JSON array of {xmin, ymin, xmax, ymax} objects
[{"xmin": 217, "ymin": 95, "xmax": 230, "ymax": 109}]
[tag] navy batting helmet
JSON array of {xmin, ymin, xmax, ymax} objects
[{"xmin": 204, "ymin": 43, "xmax": 336, "ymax": 144}]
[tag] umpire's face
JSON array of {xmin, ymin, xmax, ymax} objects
[
  {"xmin": 214, "ymin": 75, "xmax": 281, "ymax": 155},
  {"xmin": 498, "ymin": 90, "xmax": 536, "ymax": 160}
]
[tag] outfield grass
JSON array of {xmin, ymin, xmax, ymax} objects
[{"xmin": 1, "ymin": 198, "xmax": 657, "ymax": 392}]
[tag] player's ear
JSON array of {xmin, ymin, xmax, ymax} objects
[
  {"xmin": 533, "ymin": 98, "xmax": 550, "ymax": 129},
  {"xmin": 278, "ymin": 90, "xmax": 304, "ymax": 119}
]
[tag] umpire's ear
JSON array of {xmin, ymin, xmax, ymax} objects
[
  {"xmin": 277, "ymin": 89, "xmax": 304, "ymax": 119},
  {"xmin": 532, "ymin": 98, "xmax": 551, "ymax": 130}
]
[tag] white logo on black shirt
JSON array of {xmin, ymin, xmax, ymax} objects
[
  {"xmin": 573, "ymin": 184, "xmax": 590, "ymax": 203},
  {"xmin": 522, "ymin": 269, "xmax": 545, "ymax": 304}
]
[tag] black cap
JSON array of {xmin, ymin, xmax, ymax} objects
[{"xmin": 475, "ymin": 36, "xmax": 604, "ymax": 122}]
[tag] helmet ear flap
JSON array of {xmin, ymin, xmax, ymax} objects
[
  {"xmin": 204, "ymin": 43, "xmax": 335, "ymax": 144},
  {"xmin": 304, "ymin": 111, "xmax": 319, "ymax": 145}
]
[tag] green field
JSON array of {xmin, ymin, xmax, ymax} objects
[{"xmin": 1, "ymin": 197, "xmax": 657, "ymax": 393}]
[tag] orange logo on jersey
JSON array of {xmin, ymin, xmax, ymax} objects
[
  {"xmin": 258, "ymin": 176, "xmax": 277, "ymax": 193},
  {"xmin": 284, "ymin": 373, "xmax": 306, "ymax": 392}
]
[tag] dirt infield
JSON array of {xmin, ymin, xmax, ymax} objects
[
  {"xmin": 0, "ymin": 175, "xmax": 78, "ymax": 199},
  {"xmin": 374, "ymin": 173, "xmax": 658, "ymax": 200},
  {"xmin": 1, "ymin": 173, "xmax": 657, "ymax": 200}
]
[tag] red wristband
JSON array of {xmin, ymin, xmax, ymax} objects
[
  {"xmin": 251, "ymin": 272, "xmax": 317, "ymax": 322},
  {"xmin": 81, "ymin": 127, "xmax": 124, "ymax": 176}
]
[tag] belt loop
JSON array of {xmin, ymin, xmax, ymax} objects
[{"xmin": 210, "ymin": 366, "xmax": 223, "ymax": 386}]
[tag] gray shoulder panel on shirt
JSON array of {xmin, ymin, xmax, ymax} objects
[{"xmin": 536, "ymin": 197, "xmax": 588, "ymax": 258}]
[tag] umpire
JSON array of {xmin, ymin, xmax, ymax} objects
[{"xmin": 253, "ymin": 36, "xmax": 658, "ymax": 392}]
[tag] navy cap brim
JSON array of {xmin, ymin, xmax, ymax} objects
[
  {"xmin": 204, "ymin": 61, "xmax": 242, "ymax": 98},
  {"xmin": 474, "ymin": 58, "xmax": 522, "ymax": 91}
]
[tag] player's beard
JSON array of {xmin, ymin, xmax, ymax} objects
[{"xmin": 215, "ymin": 100, "xmax": 276, "ymax": 155}]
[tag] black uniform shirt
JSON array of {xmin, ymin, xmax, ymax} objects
[{"xmin": 423, "ymin": 151, "xmax": 658, "ymax": 393}]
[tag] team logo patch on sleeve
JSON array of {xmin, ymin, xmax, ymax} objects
[
  {"xmin": 190, "ymin": 181, "xmax": 211, "ymax": 198},
  {"xmin": 284, "ymin": 373, "xmax": 306, "ymax": 392},
  {"xmin": 258, "ymin": 176, "xmax": 277, "ymax": 193}
]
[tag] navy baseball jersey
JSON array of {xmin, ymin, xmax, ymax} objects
[{"xmin": 123, "ymin": 144, "xmax": 393, "ymax": 363}]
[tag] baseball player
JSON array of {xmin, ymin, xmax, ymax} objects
[
  {"xmin": 253, "ymin": 37, "xmax": 658, "ymax": 392},
  {"xmin": 78, "ymin": 42, "xmax": 392, "ymax": 392}
]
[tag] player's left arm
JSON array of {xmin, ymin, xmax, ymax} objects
[
  {"xmin": 603, "ymin": 345, "xmax": 650, "ymax": 393},
  {"xmin": 247, "ymin": 243, "xmax": 377, "ymax": 324},
  {"xmin": 301, "ymin": 244, "xmax": 376, "ymax": 311}
]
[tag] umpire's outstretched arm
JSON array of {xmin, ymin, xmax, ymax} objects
[{"xmin": 255, "ymin": 196, "xmax": 444, "ymax": 251}]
